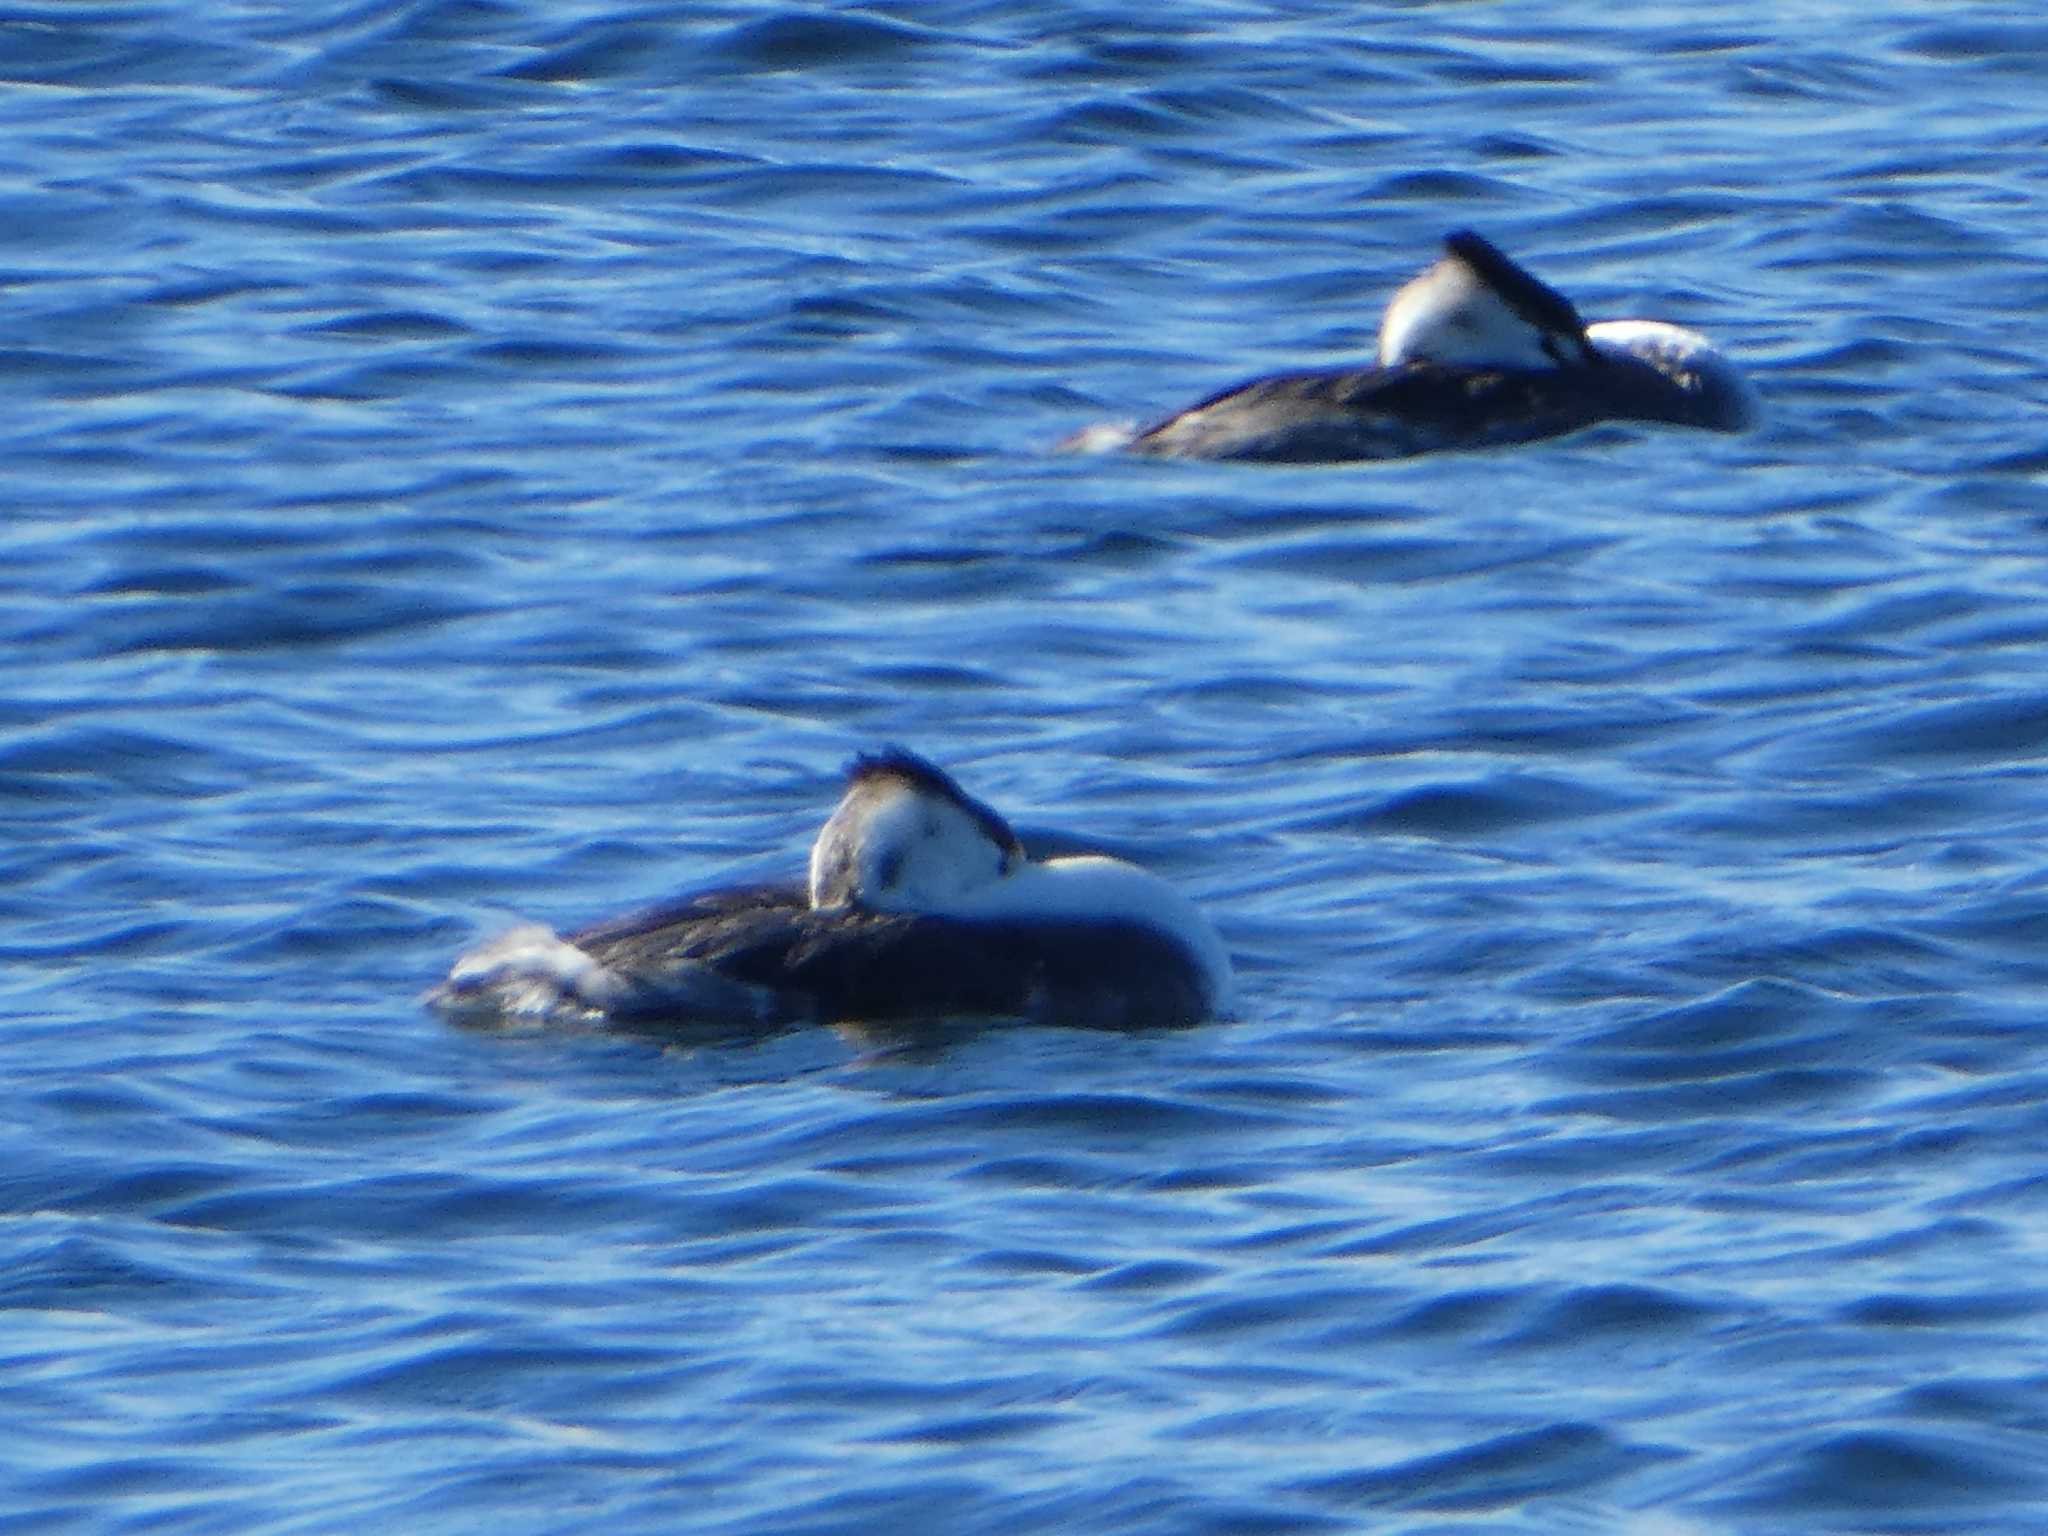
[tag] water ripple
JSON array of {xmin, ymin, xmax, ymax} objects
[{"xmin": 7, "ymin": 0, "xmax": 2048, "ymax": 1532}]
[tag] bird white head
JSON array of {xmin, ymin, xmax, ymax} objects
[
  {"xmin": 1377, "ymin": 230, "xmax": 1596, "ymax": 371},
  {"xmin": 807, "ymin": 749, "xmax": 1024, "ymax": 913}
]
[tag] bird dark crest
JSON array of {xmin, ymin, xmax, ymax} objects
[
  {"xmin": 844, "ymin": 747, "xmax": 1024, "ymax": 859},
  {"xmin": 1440, "ymin": 229, "xmax": 1593, "ymax": 359}
]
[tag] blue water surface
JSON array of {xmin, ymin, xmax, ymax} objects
[{"xmin": 6, "ymin": 2, "xmax": 2048, "ymax": 1532}]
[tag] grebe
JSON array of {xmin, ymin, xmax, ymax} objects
[
  {"xmin": 430, "ymin": 749, "xmax": 1231, "ymax": 1030},
  {"xmin": 1077, "ymin": 230, "xmax": 1756, "ymax": 463}
]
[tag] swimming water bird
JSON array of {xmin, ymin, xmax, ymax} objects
[
  {"xmin": 430, "ymin": 749, "xmax": 1231, "ymax": 1031},
  {"xmin": 1081, "ymin": 230, "xmax": 1756, "ymax": 463}
]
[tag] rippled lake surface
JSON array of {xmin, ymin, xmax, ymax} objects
[{"xmin": 8, "ymin": 2, "xmax": 2048, "ymax": 1531}]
